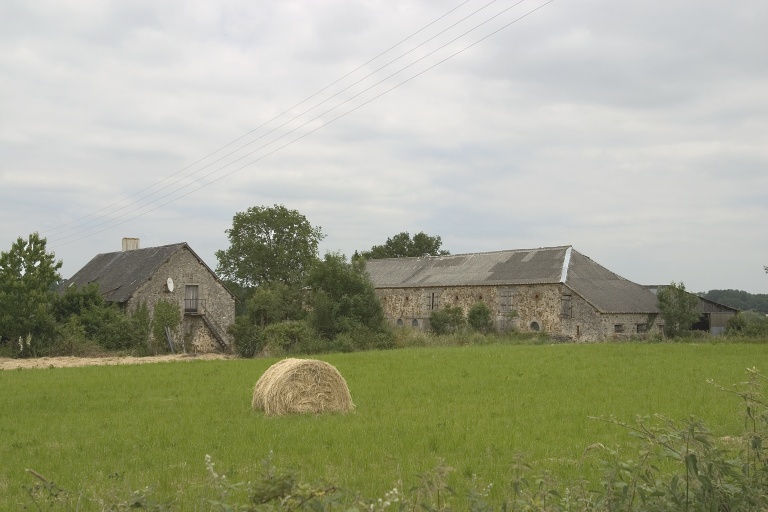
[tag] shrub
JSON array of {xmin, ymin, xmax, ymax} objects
[
  {"xmin": 429, "ymin": 307, "xmax": 465, "ymax": 335},
  {"xmin": 467, "ymin": 302, "xmax": 495, "ymax": 333},
  {"xmin": 230, "ymin": 316, "xmax": 266, "ymax": 358},
  {"xmin": 727, "ymin": 310, "xmax": 768, "ymax": 337},
  {"xmin": 262, "ymin": 320, "xmax": 317, "ymax": 355}
]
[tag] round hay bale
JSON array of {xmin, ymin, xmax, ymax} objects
[
  {"xmin": 252, "ymin": 358, "xmax": 355, "ymax": 416},
  {"xmin": 252, "ymin": 357, "xmax": 300, "ymax": 411}
]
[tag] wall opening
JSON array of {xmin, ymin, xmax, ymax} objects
[{"xmin": 530, "ymin": 321, "xmax": 540, "ymax": 331}]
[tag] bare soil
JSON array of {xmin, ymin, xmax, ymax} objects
[{"xmin": 0, "ymin": 353, "xmax": 231, "ymax": 370}]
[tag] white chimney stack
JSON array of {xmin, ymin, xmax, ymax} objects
[{"xmin": 122, "ymin": 238, "xmax": 140, "ymax": 251}]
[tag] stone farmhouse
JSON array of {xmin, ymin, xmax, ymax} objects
[
  {"xmin": 365, "ymin": 245, "xmax": 736, "ymax": 341},
  {"xmin": 62, "ymin": 238, "xmax": 235, "ymax": 352}
]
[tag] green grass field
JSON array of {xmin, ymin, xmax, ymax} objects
[{"xmin": 0, "ymin": 343, "xmax": 765, "ymax": 509}]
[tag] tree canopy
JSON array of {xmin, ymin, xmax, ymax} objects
[
  {"xmin": 357, "ymin": 231, "xmax": 449, "ymax": 259},
  {"xmin": 0, "ymin": 233, "xmax": 62, "ymax": 353},
  {"xmin": 657, "ymin": 282, "xmax": 700, "ymax": 338},
  {"xmin": 215, "ymin": 205, "xmax": 324, "ymax": 288},
  {"xmin": 702, "ymin": 289, "xmax": 768, "ymax": 314},
  {"xmin": 306, "ymin": 252, "xmax": 387, "ymax": 340}
]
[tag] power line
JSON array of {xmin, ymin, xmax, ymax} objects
[
  {"xmin": 48, "ymin": 0, "xmax": 557, "ymax": 247},
  {"xmin": 49, "ymin": 0, "xmax": 515, "ymax": 244},
  {"xmin": 44, "ymin": 0, "xmax": 475, "ymax": 237}
]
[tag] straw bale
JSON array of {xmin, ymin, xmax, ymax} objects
[
  {"xmin": 252, "ymin": 358, "xmax": 354, "ymax": 416},
  {"xmin": 251, "ymin": 357, "xmax": 299, "ymax": 410}
]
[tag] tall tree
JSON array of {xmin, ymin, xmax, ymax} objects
[
  {"xmin": 358, "ymin": 231, "xmax": 449, "ymax": 259},
  {"xmin": 0, "ymin": 233, "xmax": 62, "ymax": 354},
  {"xmin": 656, "ymin": 281, "xmax": 700, "ymax": 338},
  {"xmin": 215, "ymin": 205, "xmax": 324, "ymax": 288}
]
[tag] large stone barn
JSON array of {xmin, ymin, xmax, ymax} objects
[
  {"xmin": 62, "ymin": 238, "xmax": 235, "ymax": 352},
  {"xmin": 365, "ymin": 246, "xmax": 666, "ymax": 341}
]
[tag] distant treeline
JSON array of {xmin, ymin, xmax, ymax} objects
[{"xmin": 701, "ymin": 289, "xmax": 768, "ymax": 313}]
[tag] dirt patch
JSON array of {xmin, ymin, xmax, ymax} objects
[{"xmin": 0, "ymin": 353, "xmax": 231, "ymax": 370}]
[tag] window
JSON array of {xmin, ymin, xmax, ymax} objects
[
  {"xmin": 614, "ymin": 324, "xmax": 625, "ymax": 333},
  {"xmin": 499, "ymin": 289, "xmax": 514, "ymax": 314},
  {"xmin": 412, "ymin": 319, "xmax": 420, "ymax": 328},
  {"xmin": 426, "ymin": 291, "xmax": 440, "ymax": 311},
  {"xmin": 530, "ymin": 321, "xmax": 540, "ymax": 331},
  {"xmin": 560, "ymin": 295, "xmax": 572, "ymax": 318},
  {"xmin": 396, "ymin": 318, "xmax": 404, "ymax": 327},
  {"xmin": 636, "ymin": 323, "xmax": 648, "ymax": 333},
  {"xmin": 185, "ymin": 285, "xmax": 199, "ymax": 313}
]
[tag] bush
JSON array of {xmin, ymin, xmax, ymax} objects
[
  {"xmin": 727, "ymin": 310, "xmax": 768, "ymax": 337},
  {"xmin": 230, "ymin": 316, "xmax": 265, "ymax": 358},
  {"xmin": 262, "ymin": 320, "xmax": 317, "ymax": 355},
  {"xmin": 467, "ymin": 302, "xmax": 495, "ymax": 333},
  {"xmin": 429, "ymin": 307, "xmax": 465, "ymax": 335}
]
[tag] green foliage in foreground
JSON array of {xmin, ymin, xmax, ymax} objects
[{"xmin": 1, "ymin": 344, "xmax": 766, "ymax": 510}]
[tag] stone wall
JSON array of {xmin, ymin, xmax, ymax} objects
[
  {"xmin": 377, "ymin": 283, "xmax": 564, "ymax": 334},
  {"xmin": 375, "ymin": 283, "xmax": 661, "ymax": 341},
  {"xmin": 126, "ymin": 247, "xmax": 235, "ymax": 352}
]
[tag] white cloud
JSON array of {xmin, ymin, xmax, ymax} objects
[{"xmin": 1, "ymin": 0, "xmax": 767, "ymax": 293}]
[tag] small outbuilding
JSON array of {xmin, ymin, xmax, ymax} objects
[{"xmin": 62, "ymin": 238, "xmax": 235, "ymax": 352}]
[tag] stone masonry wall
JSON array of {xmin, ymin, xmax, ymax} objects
[
  {"xmin": 377, "ymin": 283, "xmax": 564, "ymax": 334},
  {"xmin": 126, "ymin": 247, "xmax": 235, "ymax": 352},
  {"xmin": 376, "ymin": 284, "xmax": 661, "ymax": 341}
]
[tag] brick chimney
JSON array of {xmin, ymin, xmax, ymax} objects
[{"xmin": 122, "ymin": 238, "xmax": 140, "ymax": 251}]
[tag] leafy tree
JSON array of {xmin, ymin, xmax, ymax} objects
[
  {"xmin": 657, "ymin": 281, "xmax": 700, "ymax": 338},
  {"xmin": 306, "ymin": 252, "xmax": 389, "ymax": 343},
  {"xmin": 246, "ymin": 282, "xmax": 306, "ymax": 328},
  {"xmin": 429, "ymin": 307, "xmax": 466, "ymax": 335},
  {"xmin": 358, "ymin": 231, "xmax": 449, "ymax": 259},
  {"xmin": 0, "ymin": 233, "xmax": 62, "ymax": 355},
  {"xmin": 215, "ymin": 204, "xmax": 324, "ymax": 287},
  {"xmin": 55, "ymin": 283, "xmax": 118, "ymax": 346},
  {"xmin": 467, "ymin": 302, "xmax": 495, "ymax": 333}
]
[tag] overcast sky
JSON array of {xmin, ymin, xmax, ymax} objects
[{"xmin": 1, "ymin": 0, "xmax": 767, "ymax": 294}]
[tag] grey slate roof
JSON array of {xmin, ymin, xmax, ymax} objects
[
  {"xmin": 62, "ymin": 243, "xmax": 188, "ymax": 303},
  {"xmin": 365, "ymin": 246, "xmax": 659, "ymax": 314}
]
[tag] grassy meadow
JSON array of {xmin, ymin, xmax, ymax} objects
[{"xmin": 0, "ymin": 342, "xmax": 765, "ymax": 509}]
